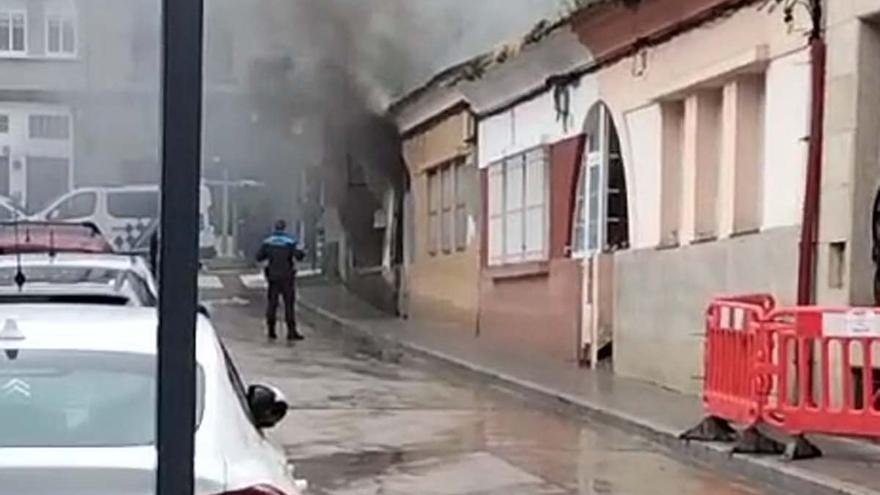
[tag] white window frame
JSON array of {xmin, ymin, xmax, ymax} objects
[
  {"xmin": 45, "ymin": 12, "xmax": 77, "ymax": 58},
  {"xmin": 487, "ymin": 146, "xmax": 549, "ymax": 266},
  {"xmin": 427, "ymin": 158, "xmax": 468, "ymax": 257},
  {"xmin": 427, "ymin": 169, "xmax": 440, "ymax": 256},
  {"xmin": 0, "ymin": 10, "xmax": 28, "ymax": 57},
  {"xmin": 572, "ymin": 105, "xmax": 612, "ymax": 258},
  {"xmin": 28, "ymin": 113, "xmax": 71, "ymax": 141},
  {"xmin": 440, "ymin": 164, "xmax": 454, "ymax": 253}
]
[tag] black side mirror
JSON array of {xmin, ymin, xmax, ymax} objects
[
  {"xmin": 197, "ymin": 303, "xmax": 211, "ymax": 318},
  {"xmin": 247, "ymin": 384, "xmax": 288, "ymax": 429}
]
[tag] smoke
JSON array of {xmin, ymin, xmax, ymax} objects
[
  {"xmin": 46, "ymin": 0, "xmax": 561, "ymax": 250},
  {"xmin": 211, "ymin": 0, "xmax": 563, "ymax": 232}
]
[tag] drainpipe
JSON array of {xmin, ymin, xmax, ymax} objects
[{"xmin": 797, "ymin": 1, "xmax": 826, "ymax": 305}]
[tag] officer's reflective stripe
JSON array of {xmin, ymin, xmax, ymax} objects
[{"xmin": 263, "ymin": 234, "xmax": 297, "ymax": 247}]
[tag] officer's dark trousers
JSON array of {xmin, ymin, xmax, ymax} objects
[{"xmin": 266, "ymin": 277, "xmax": 296, "ymax": 338}]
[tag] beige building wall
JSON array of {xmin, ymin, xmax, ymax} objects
[
  {"xmin": 402, "ymin": 109, "xmax": 481, "ymax": 329},
  {"xmin": 821, "ymin": 1, "xmax": 880, "ymax": 307},
  {"xmin": 594, "ymin": 6, "xmax": 811, "ymax": 394}
]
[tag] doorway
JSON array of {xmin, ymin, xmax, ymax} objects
[{"xmin": 573, "ymin": 102, "xmax": 629, "ymax": 367}]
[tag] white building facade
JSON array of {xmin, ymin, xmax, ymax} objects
[{"xmin": 573, "ymin": 3, "xmax": 812, "ymax": 393}]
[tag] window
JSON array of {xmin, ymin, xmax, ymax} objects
[
  {"xmin": 441, "ymin": 165, "xmax": 454, "ymax": 252},
  {"xmin": 572, "ymin": 163, "xmax": 586, "ymax": 254},
  {"xmin": 0, "ymin": 266, "xmax": 118, "ymax": 287},
  {"xmin": 488, "ymin": 148, "xmax": 549, "ymax": 265},
  {"xmin": 454, "ymin": 163, "xmax": 467, "ymax": 250},
  {"xmin": 660, "ymin": 101, "xmax": 684, "ymax": 246},
  {"xmin": 730, "ymin": 75, "xmax": 765, "ymax": 234},
  {"xmin": 0, "ymin": 351, "xmax": 204, "ymax": 448},
  {"xmin": 0, "ymin": 11, "xmax": 26, "ymax": 55},
  {"xmin": 107, "ymin": 191, "xmax": 159, "ymax": 218},
  {"xmin": 427, "ymin": 159, "xmax": 467, "ymax": 255},
  {"xmin": 49, "ymin": 192, "xmax": 96, "ymax": 220},
  {"xmin": 427, "ymin": 170, "xmax": 438, "ymax": 254},
  {"xmin": 692, "ymin": 89, "xmax": 723, "ymax": 240},
  {"xmin": 0, "ymin": 114, "xmax": 7, "ymax": 133},
  {"xmin": 117, "ymin": 271, "xmax": 157, "ymax": 307},
  {"xmin": 572, "ymin": 103, "xmax": 629, "ymax": 255},
  {"xmin": 46, "ymin": 14, "xmax": 76, "ymax": 56},
  {"xmin": 29, "ymin": 115, "xmax": 71, "ymax": 140}
]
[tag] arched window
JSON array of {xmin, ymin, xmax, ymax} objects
[{"xmin": 571, "ymin": 102, "xmax": 629, "ymax": 255}]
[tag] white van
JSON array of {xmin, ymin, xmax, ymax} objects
[{"xmin": 32, "ymin": 184, "xmax": 217, "ymax": 257}]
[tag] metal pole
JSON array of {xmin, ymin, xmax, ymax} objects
[
  {"xmin": 157, "ymin": 0, "xmax": 203, "ymax": 493},
  {"xmin": 232, "ymin": 197, "xmax": 240, "ymax": 258},
  {"xmin": 222, "ymin": 165, "xmax": 230, "ymax": 257},
  {"xmin": 796, "ymin": 2, "xmax": 826, "ymax": 306}
]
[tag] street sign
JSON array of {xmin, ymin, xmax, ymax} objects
[{"xmin": 157, "ymin": 0, "xmax": 203, "ymax": 494}]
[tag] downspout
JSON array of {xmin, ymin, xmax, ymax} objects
[{"xmin": 796, "ymin": 1, "xmax": 826, "ymax": 305}]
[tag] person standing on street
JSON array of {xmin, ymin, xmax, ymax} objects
[{"xmin": 256, "ymin": 219, "xmax": 306, "ymax": 342}]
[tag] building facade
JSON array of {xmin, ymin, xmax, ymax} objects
[
  {"xmin": 394, "ymin": 79, "xmax": 481, "ymax": 329},
  {"xmin": 387, "ymin": 0, "xmax": 880, "ymax": 397},
  {"xmin": 391, "ymin": 22, "xmax": 604, "ymax": 362},
  {"xmin": 570, "ymin": 0, "xmax": 812, "ymax": 393},
  {"xmin": 0, "ymin": 0, "xmax": 300, "ymax": 222},
  {"xmin": 821, "ymin": 0, "xmax": 880, "ymax": 309},
  {"xmin": 464, "ymin": 25, "xmax": 597, "ymax": 362},
  {"xmin": 0, "ymin": 0, "xmax": 146, "ymax": 212}
]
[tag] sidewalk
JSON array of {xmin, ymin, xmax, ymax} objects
[{"xmin": 293, "ymin": 281, "xmax": 880, "ymax": 495}]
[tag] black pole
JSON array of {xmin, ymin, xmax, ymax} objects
[{"xmin": 157, "ymin": 0, "xmax": 203, "ymax": 493}]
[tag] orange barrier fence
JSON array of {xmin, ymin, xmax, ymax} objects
[
  {"xmin": 684, "ymin": 295, "xmax": 880, "ymax": 459},
  {"xmin": 763, "ymin": 307, "xmax": 880, "ymax": 438},
  {"xmin": 703, "ymin": 296, "xmax": 774, "ymax": 427}
]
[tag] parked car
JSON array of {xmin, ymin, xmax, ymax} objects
[
  {"xmin": 0, "ymin": 221, "xmax": 113, "ymax": 255},
  {"xmin": 0, "ymin": 250, "xmax": 222, "ymax": 317},
  {"xmin": 0, "ymin": 251, "xmax": 156, "ymax": 296},
  {"xmin": 0, "ymin": 259, "xmax": 156, "ymax": 306},
  {"xmin": 0, "ymin": 305, "xmax": 307, "ymax": 494},
  {"xmin": 32, "ymin": 184, "xmax": 217, "ymax": 258}
]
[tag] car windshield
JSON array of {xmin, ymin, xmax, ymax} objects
[
  {"xmin": 0, "ymin": 266, "xmax": 156, "ymax": 307},
  {"xmin": 0, "ymin": 266, "xmax": 120, "ymax": 286},
  {"xmin": 0, "ymin": 350, "xmax": 203, "ymax": 448}
]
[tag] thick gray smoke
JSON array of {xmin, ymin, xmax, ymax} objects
[
  {"xmin": 211, "ymin": 0, "xmax": 563, "ymax": 244},
  {"xmin": 56, "ymin": 0, "xmax": 562, "ymax": 253}
]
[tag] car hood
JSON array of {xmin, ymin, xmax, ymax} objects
[{"xmin": 0, "ymin": 446, "xmax": 224, "ymax": 495}]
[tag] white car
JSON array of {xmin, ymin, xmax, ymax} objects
[
  {"xmin": 0, "ymin": 253, "xmax": 158, "ymax": 306},
  {"xmin": 0, "ymin": 305, "xmax": 306, "ymax": 494},
  {"xmin": 32, "ymin": 184, "xmax": 217, "ymax": 258}
]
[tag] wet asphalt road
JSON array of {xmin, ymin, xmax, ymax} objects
[{"xmin": 204, "ymin": 279, "xmax": 778, "ymax": 495}]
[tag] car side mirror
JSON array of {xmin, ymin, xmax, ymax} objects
[{"xmin": 247, "ymin": 384, "xmax": 288, "ymax": 429}]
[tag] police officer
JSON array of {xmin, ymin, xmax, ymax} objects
[{"xmin": 256, "ymin": 220, "xmax": 305, "ymax": 342}]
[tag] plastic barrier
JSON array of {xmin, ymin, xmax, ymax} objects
[
  {"xmin": 686, "ymin": 295, "xmax": 880, "ymax": 459},
  {"xmin": 702, "ymin": 295, "xmax": 774, "ymax": 427},
  {"xmin": 763, "ymin": 307, "xmax": 880, "ymax": 438}
]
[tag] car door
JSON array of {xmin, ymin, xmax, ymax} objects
[
  {"xmin": 105, "ymin": 191, "xmax": 158, "ymax": 252},
  {"xmin": 217, "ymin": 343, "xmax": 299, "ymax": 492}
]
